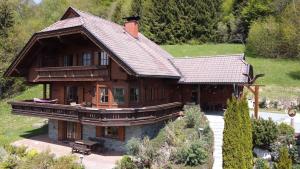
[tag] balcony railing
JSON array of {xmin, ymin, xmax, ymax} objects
[
  {"xmin": 9, "ymin": 101, "xmax": 183, "ymax": 126},
  {"xmin": 28, "ymin": 66, "xmax": 109, "ymax": 82}
]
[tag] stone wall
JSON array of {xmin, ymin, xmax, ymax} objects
[
  {"xmin": 82, "ymin": 124, "xmax": 96, "ymax": 140},
  {"xmin": 48, "ymin": 119, "xmax": 58, "ymax": 141},
  {"xmin": 80, "ymin": 121, "xmax": 166, "ymax": 152},
  {"xmin": 47, "ymin": 120, "xmax": 166, "ymax": 152}
]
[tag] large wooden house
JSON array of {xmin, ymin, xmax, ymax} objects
[{"xmin": 4, "ymin": 7, "xmax": 253, "ymax": 151}]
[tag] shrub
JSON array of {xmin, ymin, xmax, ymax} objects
[
  {"xmin": 52, "ymin": 155, "xmax": 84, "ymax": 169},
  {"xmin": 176, "ymin": 141, "xmax": 208, "ymax": 166},
  {"xmin": 184, "ymin": 106, "xmax": 201, "ymax": 128},
  {"xmin": 255, "ymin": 158, "xmax": 270, "ymax": 169},
  {"xmin": 275, "ymin": 147, "xmax": 292, "ymax": 169},
  {"xmin": 278, "ymin": 123, "xmax": 294, "ymax": 136},
  {"xmin": 115, "ymin": 156, "xmax": 137, "ymax": 169},
  {"xmin": 252, "ymin": 118, "xmax": 278, "ymax": 148},
  {"xmin": 126, "ymin": 137, "xmax": 141, "ymax": 156}
]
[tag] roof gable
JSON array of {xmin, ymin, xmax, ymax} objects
[
  {"xmin": 6, "ymin": 7, "xmax": 181, "ymax": 79},
  {"xmin": 60, "ymin": 7, "xmax": 80, "ymax": 20}
]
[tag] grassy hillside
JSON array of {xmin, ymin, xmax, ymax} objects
[
  {"xmin": 163, "ymin": 44, "xmax": 300, "ymax": 100},
  {"xmin": 0, "ymin": 85, "xmax": 46, "ymax": 146}
]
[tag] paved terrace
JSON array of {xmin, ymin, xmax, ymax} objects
[{"xmin": 12, "ymin": 135, "xmax": 122, "ymax": 169}]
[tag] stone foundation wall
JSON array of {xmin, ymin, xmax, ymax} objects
[
  {"xmin": 47, "ymin": 119, "xmax": 166, "ymax": 152},
  {"xmin": 48, "ymin": 119, "xmax": 58, "ymax": 141}
]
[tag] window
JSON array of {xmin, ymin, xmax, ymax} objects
[
  {"xmin": 113, "ymin": 88, "xmax": 125, "ymax": 104},
  {"xmin": 63, "ymin": 55, "xmax": 73, "ymax": 66},
  {"xmin": 99, "ymin": 87, "xmax": 109, "ymax": 103},
  {"xmin": 99, "ymin": 51, "xmax": 109, "ymax": 66},
  {"xmin": 65, "ymin": 86, "xmax": 78, "ymax": 104},
  {"xmin": 104, "ymin": 127, "xmax": 118, "ymax": 139},
  {"xmin": 130, "ymin": 88, "xmax": 139, "ymax": 102},
  {"xmin": 82, "ymin": 52, "xmax": 92, "ymax": 66}
]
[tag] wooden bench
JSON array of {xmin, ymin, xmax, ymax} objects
[{"xmin": 70, "ymin": 142, "xmax": 91, "ymax": 155}]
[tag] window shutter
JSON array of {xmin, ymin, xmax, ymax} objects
[
  {"xmin": 75, "ymin": 123, "xmax": 82, "ymax": 140},
  {"xmin": 58, "ymin": 120, "xmax": 66, "ymax": 141},
  {"xmin": 96, "ymin": 126, "xmax": 103, "ymax": 137},
  {"xmin": 118, "ymin": 126, "xmax": 125, "ymax": 141}
]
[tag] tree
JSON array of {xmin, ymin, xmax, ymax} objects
[
  {"xmin": 275, "ymin": 147, "xmax": 292, "ymax": 169},
  {"xmin": 223, "ymin": 96, "xmax": 253, "ymax": 169},
  {"xmin": 223, "ymin": 97, "xmax": 245, "ymax": 169},
  {"xmin": 239, "ymin": 96, "xmax": 253, "ymax": 168}
]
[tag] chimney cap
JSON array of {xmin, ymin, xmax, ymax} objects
[{"xmin": 122, "ymin": 16, "xmax": 140, "ymax": 22}]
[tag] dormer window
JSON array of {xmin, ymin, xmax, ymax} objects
[
  {"xmin": 99, "ymin": 51, "xmax": 109, "ymax": 66},
  {"xmin": 82, "ymin": 52, "xmax": 92, "ymax": 66}
]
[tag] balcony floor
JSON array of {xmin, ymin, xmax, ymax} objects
[{"xmin": 12, "ymin": 134, "xmax": 123, "ymax": 169}]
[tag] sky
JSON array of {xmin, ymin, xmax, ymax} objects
[{"xmin": 33, "ymin": 0, "xmax": 42, "ymax": 4}]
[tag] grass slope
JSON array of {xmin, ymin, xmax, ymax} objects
[
  {"xmin": 0, "ymin": 85, "xmax": 46, "ymax": 146},
  {"xmin": 163, "ymin": 44, "xmax": 300, "ymax": 100}
]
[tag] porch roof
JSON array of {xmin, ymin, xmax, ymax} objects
[{"xmin": 173, "ymin": 54, "xmax": 252, "ymax": 84}]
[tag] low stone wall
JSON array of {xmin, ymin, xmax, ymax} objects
[{"xmin": 48, "ymin": 119, "xmax": 58, "ymax": 141}]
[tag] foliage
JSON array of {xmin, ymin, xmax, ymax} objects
[
  {"xmin": 278, "ymin": 123, "xmax": 295, "ymax": 137},
  {"xmin": 246, "ymin": 1, "xmax": 300, "ymax": 58},
  {"xmin": 223, "ymin": 96, "xmax": 253, "ymax": 168},
  {"xmin": 239, "ymin": 96, "xmax": 253, "ymax": 168},
  {"xmin": 275, "ymin": 147, "xmax": 292, "ymax": 169},
  {"xmin": 175, "ymin": 141, "xmax": 208, "ymax": 166},
  {"xmin": 115, "ymin": 156, "xmax": 137, "ymax": 169},
  {"xmin": 129, "ymin": 0, "xmax": 222, "ymax": 44},
  {"xmin": 123, "ymin": 105, "xmax": 213, "ymax": 168},
  {"xmin": 184, "ymin": 106, "xmax": 201, "ymax": 128},
  {"xmin": 255, "ymin": 158, "xmax": 270, "ymax": 169},
  {"xmin": 126, "ymin": 137, "xmax": 140, "ymax": 156},
  {"xmin": 0, "ymin": 146, "xmax": 83, "ymax": 169},
  {"xmin": 252, "ymin": 118, "xmax": 278, "ymax": 148}
]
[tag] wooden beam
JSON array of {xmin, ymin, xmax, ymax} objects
[
  {"xmin": 254, "ymin": 85, "xmax": 259, "ymax": 119},
  {"xmin": 43, "ymin": 84, "xmax": 47, "ymax": 99}
]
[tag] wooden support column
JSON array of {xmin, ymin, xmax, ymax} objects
[
  {"xmin": 246, "ymin": 85, "xmax": 261, "ymax": 119},
  {"xmin": 198, "ymin": 84, "xmax": 201, "ymax": 106},
  {"xmin": 254, "ymin": 85, "xmax": 259, "ymax": 119},
  {"xmin": 43, "ymin": 84, "xmax": 47, "ymax": 99}
]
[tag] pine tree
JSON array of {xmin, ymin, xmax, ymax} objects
[
  {"xmin": 276, "ymin": 147, "xmax": 292, "ymax": 169},
  {"xmin": 222, "ymin": 97, "xmax": 245, "ymax": 169},
  {"xmin": 239, "ymin": 96, "xmax": 253, "ymax": 168}
]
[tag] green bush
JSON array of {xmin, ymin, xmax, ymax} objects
[
  {"xmin": 255, "ymin": 158, "xmax": 270, "ymax": 169},
  {"xmin": 278, "ymin": 123, "xmax": 294, "ymax": 136},
  {"xmin": 184, "ymin": 106, "xmax": 201, "ymax": 128},
  {"xmin": 115, "ymin": 156, "xmax": 137, "ymax": 169},
  {"xmin": 126, "ymin": 138, "xmax": 141, "ymax": 156},
  {"xmin": 246, "ymin": 1, "xmax": 300, "ymax": 58},
  {"xmin": 176, "ymin": 141, "xmax": 208, "ymax": 166},
  {"xmin": 275, "ymin": 147, "xmax": 292, "ymax": 169},
  {"xmin": 252, "ymin": 118, "xmax": 278, "ymax": 148}
]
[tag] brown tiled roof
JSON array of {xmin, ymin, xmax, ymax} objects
[
  {"xmin": 173, "ymin": 54, "xmax": 251, "ymax": 84},
  {"xmin": 40, "ymin": 7, "xmax": 181, "ymax": 78}
]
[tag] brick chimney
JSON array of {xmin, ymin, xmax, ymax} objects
[{"xmin": 123, "ymin": 16, "xmax": 140, "ymax": 38}]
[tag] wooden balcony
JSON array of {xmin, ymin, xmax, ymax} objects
[
  {"xmin": 28, "ymin": 66, "xmax": 109, "ymax": 82},
  {"xmin": 9, "ymin": 101, "xmax": 183, "ymax": 126}
]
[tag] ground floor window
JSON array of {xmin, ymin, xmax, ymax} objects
[{"xmin": 104, "ymin": 127, "xmax": 119, "ymax": 139}]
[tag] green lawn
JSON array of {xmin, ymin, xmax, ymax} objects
[
  {"xmin": 162, "ymin": 43, "xmax": 245, "ymax": 57},
  {"xmin": 163, "ymin": 44, "xmax": 300, "ymax": 100},
  {"xmin": 0, "ymin": 85, "xmax": 46, "ymax": 146}
]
